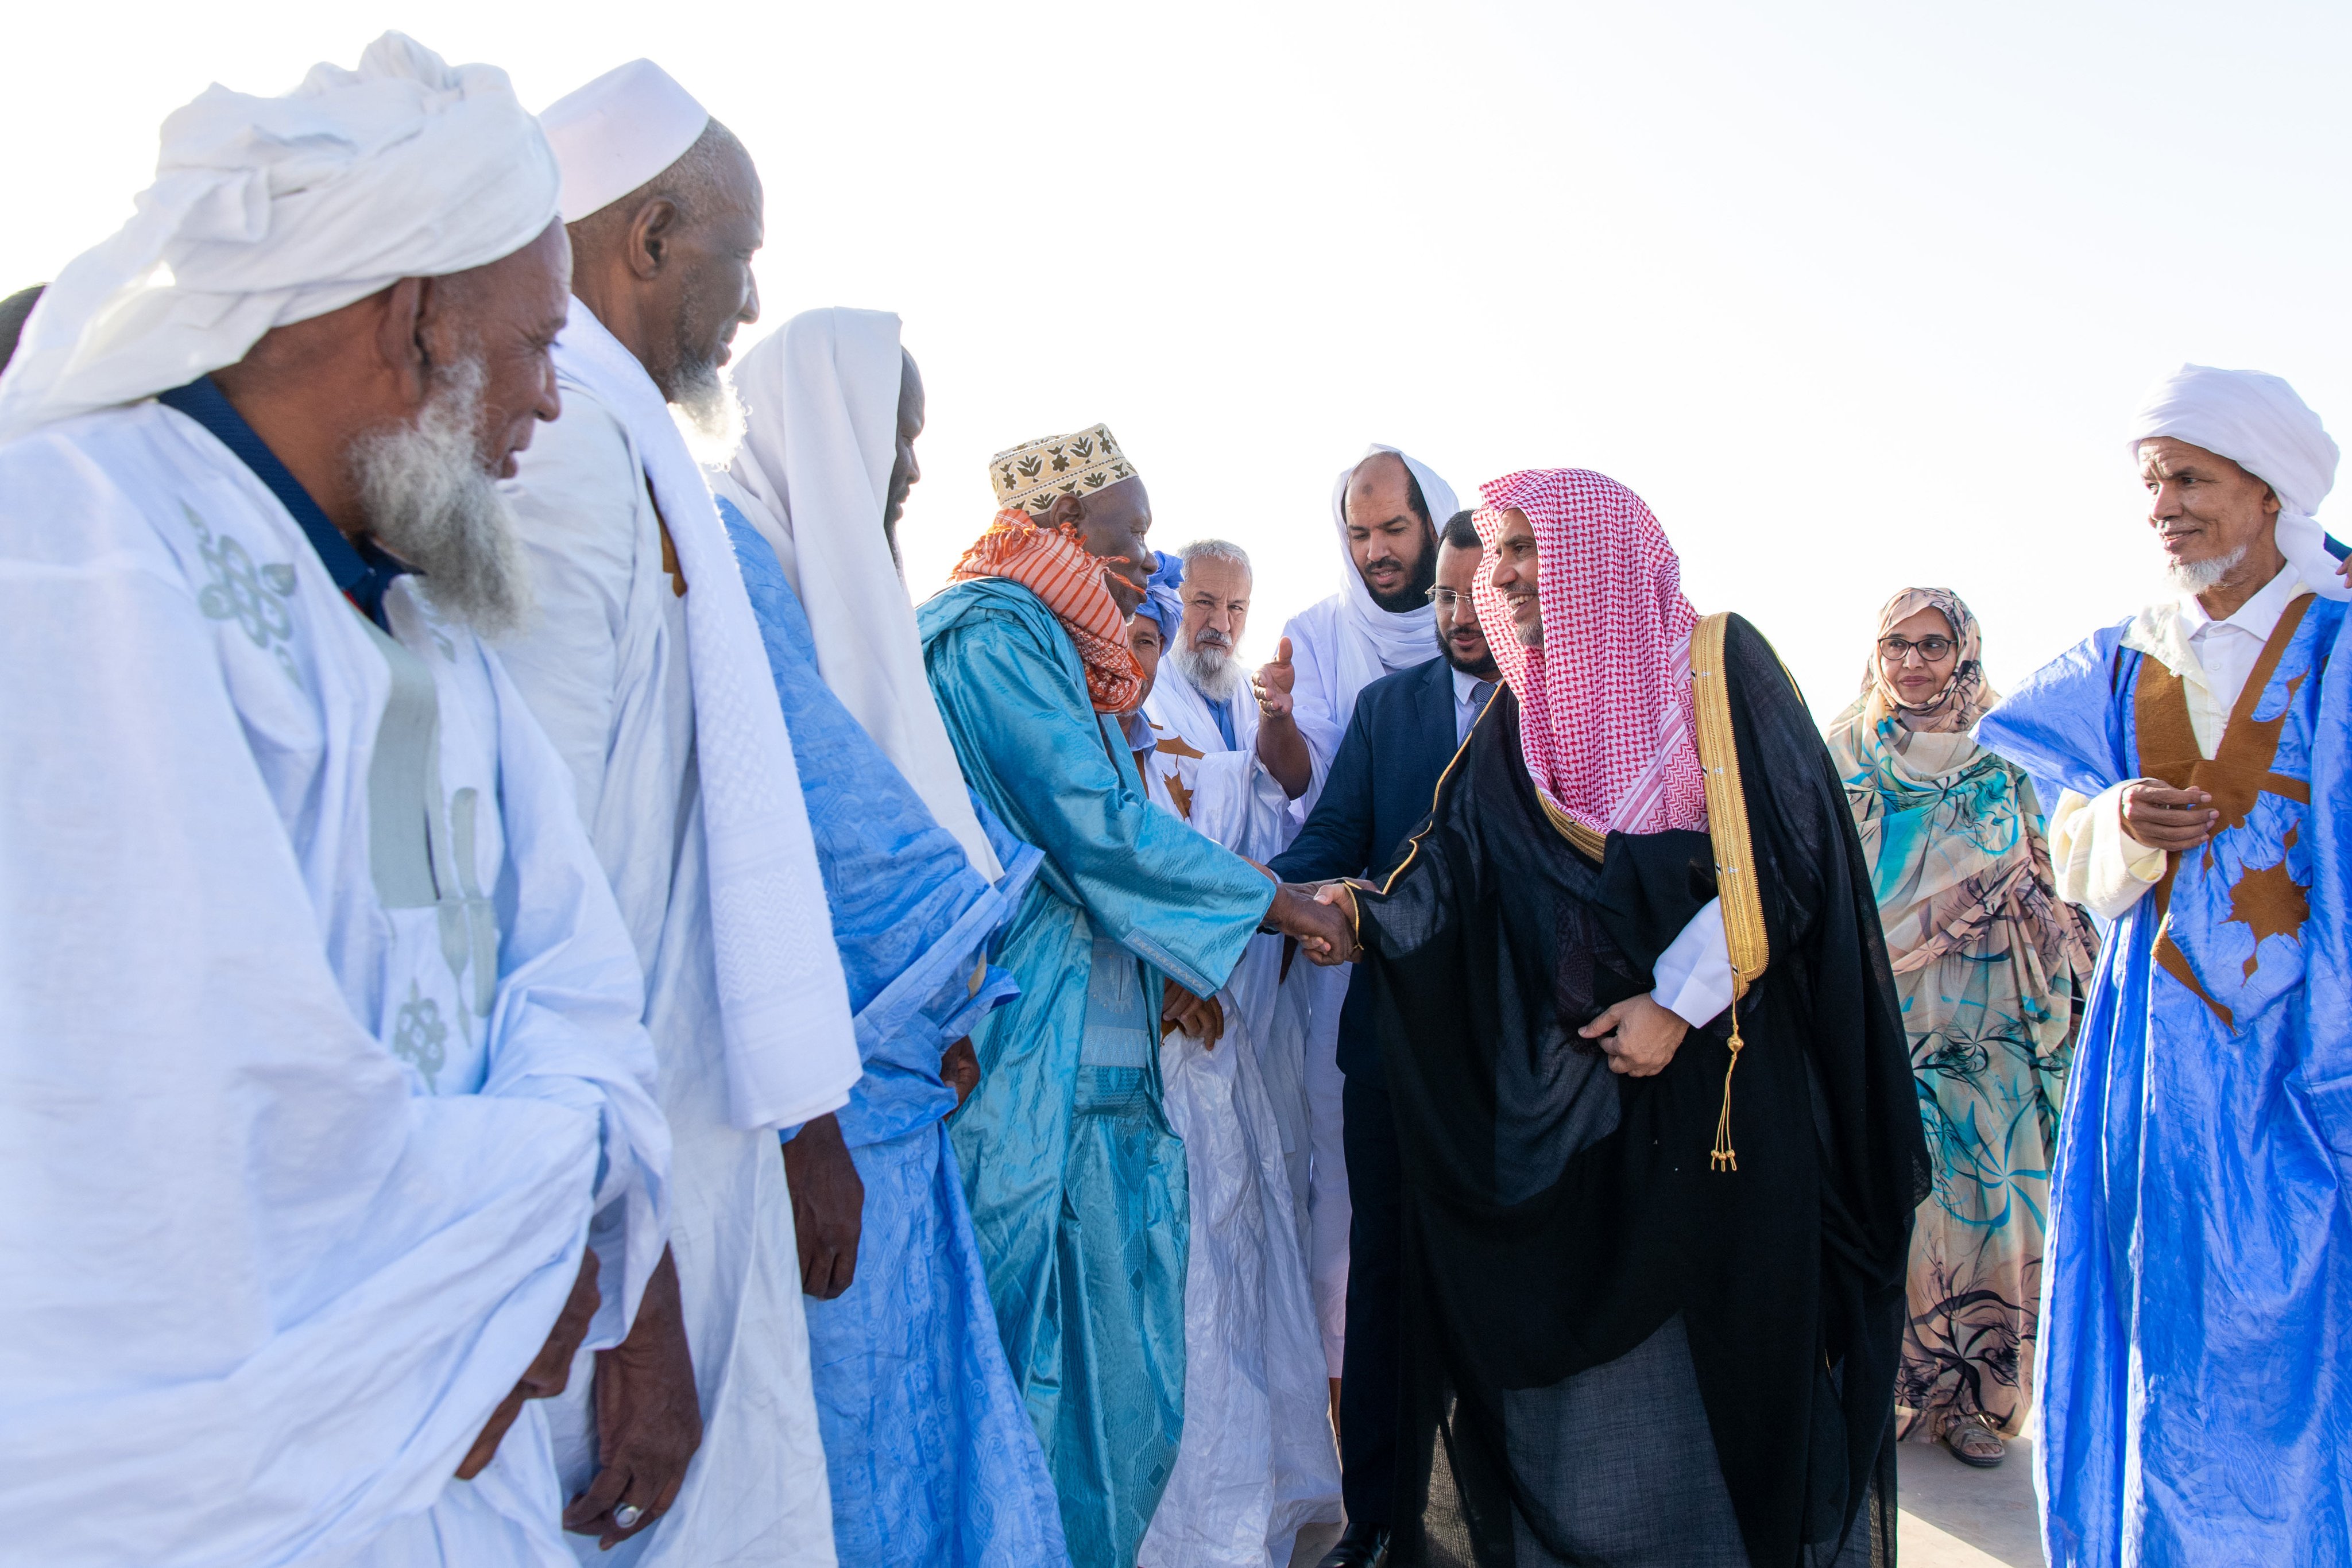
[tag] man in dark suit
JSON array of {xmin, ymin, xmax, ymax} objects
[{"xmin": 1270, "ymin": 509, "xmax": 1496, "ymax": 1568}]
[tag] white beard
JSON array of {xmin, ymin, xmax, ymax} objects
[
  {"xmin": 349, "ymin": 357, "xmax": 529, "ymax": 638},
  {"xmin": 2164, "ymin": 542, "xmax": 2246, "ymax": 595},
  {"xmin": 1171, "ymin": 639, "xmax": 1246, "ymax": 703},
  {"xmin": 670, "ymin": 359, "xmax": 742, "ymax": 465}
]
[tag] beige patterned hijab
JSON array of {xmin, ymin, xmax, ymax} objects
[{"xmin": 1862, "ymin": 586, "xmax": 1994, "ymax": 734}]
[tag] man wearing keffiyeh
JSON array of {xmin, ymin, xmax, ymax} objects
[
  {"xmin": 1317, "ymin": 468, "xmax": 1925, "ymax": 1567},
  {"xmin": 918, "ymin": 426, "xmax": 1351, "ymax": 1568}
]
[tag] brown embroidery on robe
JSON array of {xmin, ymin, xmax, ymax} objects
[{"xmin": 2130, "ymin": 595, "xmax": 2316, "ymax": 1028}]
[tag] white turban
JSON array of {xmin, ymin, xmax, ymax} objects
[
  {"xmin": 0, "ymin": 33, "xmax": 559, "ymax": 444},
  {"xmin": 710, "ymin": 311, "xmax": 1005, "ymax": 880},
  {"xmin": 2129, "ymin": 362, "xmax": 2348, "ymax": 601},
  {"xmin": 538, "ymin": 59, "xmax": 711, "ymax": 223}
]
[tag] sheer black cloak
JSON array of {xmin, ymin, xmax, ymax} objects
[{"xmin": 1352, "ymin": 614, "xmax": 1929, "ymax": 1567}]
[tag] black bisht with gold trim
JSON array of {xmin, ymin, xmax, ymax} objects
[{"xmin": 1347, "ymin": 613, "xmax": 1929, "ymax": 1567}]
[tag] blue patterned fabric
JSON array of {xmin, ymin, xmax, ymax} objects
[
  {"xmin": 1979, "ymin": 598, "xmax": 2352, "ymax": 1568},
  {"xmin": 918, "ymin": 575, "xmax": 1276, "ymax": 1568},
  {"xmin": 721, "ymin": 501, "xmax": 1065, "ymax": 1567}
]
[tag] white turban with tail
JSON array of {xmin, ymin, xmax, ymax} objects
[
  {"xmin": 2129, "ymin": 363, "xmax": 2347, "ymax": 601},
  {"xmin": 0, "ymin": 33, "xmax": 558, "ymax": 444},
  {"xmin": 708, "ymin": 311, "xmax": 1005, "ymax": 880}
]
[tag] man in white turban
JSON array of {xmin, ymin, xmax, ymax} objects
[
  {"xmin": 1979, "ymin": 363, "xmax": 2352, "ymax": 1566},
  {"xmin": 0, "ymin": 34, "xmax": 669, "ymax": 1567},
  {"xmin": 499, "ymin": 57, "xmax": 860, "ymax": 1568},
  {"xmin": 702, "ymin": 308, "xmax": 1071, "ymax": 1566},
  {"xmin": 1247, "ymin": 443, "xmax": 1461, "ymax": 1552}
]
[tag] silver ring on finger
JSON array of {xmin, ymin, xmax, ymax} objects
[{"xmin": 614, "ymin": 1503, "xmax": 645, "ymax": 1530}]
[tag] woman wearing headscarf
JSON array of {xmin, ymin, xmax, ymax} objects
[{"xmin": 1823, "ymin": 587, "xmax": 2096, "ymax": 1469}]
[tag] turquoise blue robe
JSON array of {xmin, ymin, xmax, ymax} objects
[
  {"xmin": 918, "ymin": 576, "xmax": 1275, "ymax": 1568},
  {"xmin": 1978, "ymin": 594, "xmax": 2352, "ymax": 1568},
  {"xmin": 721, "ymin": 502, "xmax": 1069, "ymax": 1568}
]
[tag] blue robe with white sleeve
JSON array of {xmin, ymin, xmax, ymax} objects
[
  {"xmin": 918, "ymin": 576, "xmax": 1277, "ymax": 1568},
  {"xmin": 719, "ymin": 502, "xmax": 1068, "ymax": 1568},
  {"xmin": 1977, "ymin": 593, "xmax": 2352, "ymax": 1568}
]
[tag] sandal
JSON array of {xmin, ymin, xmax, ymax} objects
[{"xmin": 1943, "ymin": 1414, "xmax": 2006, "ymax": 1468}]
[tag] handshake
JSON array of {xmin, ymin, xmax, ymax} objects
[{"xmin": 1257, "ymin": 878, "xmax": 1367, "ymax": 966}]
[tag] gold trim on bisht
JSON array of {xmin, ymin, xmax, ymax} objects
[
  {"xmin": 989, "ymin": 424, "xmax": 1138, "ymax": 516},
  {"xmin": 1690, "ymin": 611, "xmax": 1770, "ymax": 1171}
]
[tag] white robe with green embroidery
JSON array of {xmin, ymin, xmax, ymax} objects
[{"xmin": 0, "ymin": 401, "xmax": 669, "ymax": 1567}]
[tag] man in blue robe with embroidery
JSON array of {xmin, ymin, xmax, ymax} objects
[
  {"xmin": 1979, "ymin": 363, "xmax": 2352, "ymax": 1568},
  {"xmin": 917, "ymin": 429, "xmax": 1349, "ymax": 1568}
]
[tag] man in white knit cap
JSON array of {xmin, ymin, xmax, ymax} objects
[
  {"xmin": 503, "ymin": 58, "xmax": 860, "ymax": 1567},
  {"xmin": 0, "ymin": 34, "xmax": 669, "ymax": 1568},
  {"xmin": 1980, "ymin": 364, "xmax": 2352, "ymax": 1567}
]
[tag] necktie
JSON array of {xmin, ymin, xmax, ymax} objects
[{"xmin": 1463, "ymin": 680, "xmax": 1494, "ymax": 744}]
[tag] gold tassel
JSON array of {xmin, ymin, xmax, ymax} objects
[{"xmin": 1709, "ymin": 1010, "xmax": 1743, "ymax": 1172}]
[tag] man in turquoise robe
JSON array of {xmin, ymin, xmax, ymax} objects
[
  {"xmin": 918, "ymin": 428, "xmax": 1346, "ymax": 1568},
  {"xmin": 1978, "ymin": 364, "xmax": 2352, "ymax": 1567}
]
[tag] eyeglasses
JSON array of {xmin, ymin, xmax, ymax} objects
[
  {"xmin": 1877, "ymin": 635, "xmax": 1955, "ymax": 663},
  {"xmin": 1429, "ymin": 588, "xmax": 1477, "ymax": 609}
]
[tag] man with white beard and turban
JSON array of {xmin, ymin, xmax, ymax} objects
[
  {"xmin": 1127, "ymin": 541, "xmax": 1345, "ymax": 1568},
  {"xmin": 498, "ymin": 59, "xmax": 861, "ymax": 1567},
  {"xmin": 0, "ymin": 36, "xmax": 668, "ymax": 1567},
  {"xmin": 1978, "ymin": 365, "xmax": 2352, "ymax": 1568},
  {"xmin": 703, "ymin": 307, "xmax": 1070, "ymax": 1568}
]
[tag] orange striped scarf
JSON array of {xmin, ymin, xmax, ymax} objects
[{"xmin": 950, "ymin": 508, "xmax": 1144, "ymax": 713}]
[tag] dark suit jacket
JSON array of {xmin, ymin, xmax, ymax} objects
[{"xmin": 1268, "ymin": 653, "xmax": 1472, "ymax": 1079}]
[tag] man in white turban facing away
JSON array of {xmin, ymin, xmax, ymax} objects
[
  {"xmin": 1979, "ymin": 365, "xmax": 2352, "ymax": 1567},
  {"xmin": 498, "ymin": 59, "xmax": 861, "ymax": 1567},
  {"xmin": 0, "ymin": 35, "xmax": 669, "ymax": 1567}
]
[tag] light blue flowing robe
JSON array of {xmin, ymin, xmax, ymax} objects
[
  {"xmin": 918, "ymin": 576, "xmax": 1276, "ymax": 1568},
  {"xmin": 722, "ymin": 502, "xmax": 1068, "ymax": 1568},
  {"xmin": 1978, "ymin": 597, "xmax": 2352, "ymax": 1568}
]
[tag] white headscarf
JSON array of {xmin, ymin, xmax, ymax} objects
[
  {"xmin": 2129, "ymin": 363, "xmax": 2348, "ymax": 602},
  {"xmin": 710, "ymin": 309, "xmax": 1003, "ymax": 880},
  {"xmin": 0, "ymin": 33, "xmax": 558, "ymax": 443},
  {"xmin": 1325, "ymin": 442, "xmax": 1460, "ymax": 714}
]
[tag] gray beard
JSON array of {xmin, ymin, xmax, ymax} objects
[
  {"xmin": 670, "ymin": 357, "xmax": 742, "ymax": 462},
  {"xmin": 1516, "ymin": 617, "xmax": 1544, "ymax": 652},
  {"xmin": 1171, "ymin": 640, "xmax": 1246, "ymax": 703},
  {"xmin": 2164, "ymin": 542, "xmax": 2246, "ymax": 595},
  {"xmin": 349, "ymin": 358, "xmax": 530, "ymax": 639}
]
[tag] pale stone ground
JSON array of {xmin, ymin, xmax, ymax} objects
[{"xmin": 1283, "ymin": 1435, "xmax": 2044, "ymax": 1566}]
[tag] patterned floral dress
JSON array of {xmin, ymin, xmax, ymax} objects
[{"xmin": 1825, "ymin": 701, "xmax": 2096, "ymax": 1440}]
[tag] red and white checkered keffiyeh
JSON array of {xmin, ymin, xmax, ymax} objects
[{"xmin": 1471, "ymin": 469, "xmax": 1707, "ymax": 837}]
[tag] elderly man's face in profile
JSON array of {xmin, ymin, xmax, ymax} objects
[
  {"xmin": 1489, "ymin": 507, "xmax": 1542, "ymax": 649},
  {"xmin": 446, "ymin": 219, "xmax": 572, "ymax": 479},
  {"xmin": 661, "ymin": 139, "xmax": 764, "ymax": 413},
  {"xmin": 2137, "ymin": 436, "xmax": 2280, "ymax": 589},
  {"xmin": 1050, "ymin": 478, "xmax": 1152, "ymax": 613}
]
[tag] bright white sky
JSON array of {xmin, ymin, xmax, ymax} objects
[{"xmin": 9, "ymin": 1, "xmax": 2348, "ymax": 715}]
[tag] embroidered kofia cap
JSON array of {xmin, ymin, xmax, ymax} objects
[{"xmin": 989, "ymin": 423, "xmax": 1139, "ymax": 515}]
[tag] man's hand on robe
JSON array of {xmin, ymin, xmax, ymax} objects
[
  {"xmin": 1580, "ymin": 993, "xmax": 1690, "ymax": 1078},
  {"xmin": 456, "ymin": 1244, "xmax": 601, "ymax": 1480},
  {"xmin": 783, "ymin": 1113, "xmax": 865, "ymax": 1300},
  {"xmin": 1162, "ymin": 979, "xmax": 1226, "ymax": 1047},
  {"xmin": 2121, "ymin": 781, "xmax": 2218, "ymax": 851},
  {"xmin": 941, "ymin": 1037, "xmax": 980, "ymax": 1108},
  {"xmin": 1276, "ymin": 882, "xmax": 1359, "ymax": 964},
  {"xmin": 563, "ymin": 1247, "xmax": 702, "ymax": 1549},
  {"xmin": 1252, "ymin": 638, "xmax": 1312, "ymax": 799}
]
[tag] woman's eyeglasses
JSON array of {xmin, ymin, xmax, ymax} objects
[{"xmin": 1877, "ymin": 635, "xmax": 1955, "ymax": 663}]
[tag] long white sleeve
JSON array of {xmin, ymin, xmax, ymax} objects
[
  {"xmin": 2047, "ymin": 783, "xmax": 2165, "ymax": 923},
  {"xmin": 1651, "ymin": 897, "xmax": 1736, "ymax": 1027}
]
